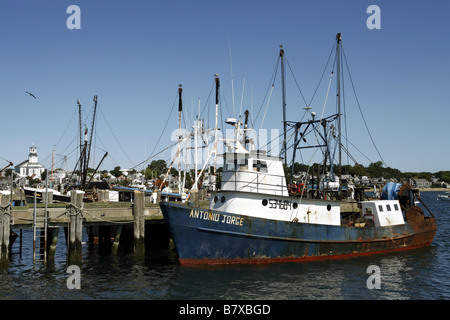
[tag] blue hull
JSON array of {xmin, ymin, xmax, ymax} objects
[{"xmin": 160, "ymin": 202, "xmax": 436, "ymax": 265}]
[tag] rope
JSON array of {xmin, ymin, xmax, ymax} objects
[
  {"xmin": 66, "ymin": 202, "xmax": 84, "ymax": 218},
  {"xmin": 0, "ymin": 204, "xmax": 11, "ymax": 212}
]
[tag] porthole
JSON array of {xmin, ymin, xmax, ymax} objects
[
  {"xmin": 293, "ymin": 202, "xmax": 298, "ymax": 209},
  {"xmin": 262, "ymin": 199, "xmax": 268, "ymax": 206},
  {"xmin": 327, "ymin": 204, "xmax": 332, "ymax": 211},
  {"xmin": 221, "ymin": 196, "xmax": 226, "ymax": 203},
  {"xmin": 213, "ymin": 196, "xmax": 218, "ymax": 203}
]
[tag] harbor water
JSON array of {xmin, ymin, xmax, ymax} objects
[{"xmin": 0, "ymin": 191, "xmax": 449, "ymax": 300}]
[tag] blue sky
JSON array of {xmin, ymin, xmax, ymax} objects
[{"xmin": 0, "ymin": 0, "xmax": 449, "ymax": 174}]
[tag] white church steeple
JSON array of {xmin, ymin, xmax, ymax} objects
[{"xmin": 29, "ymin": 144, "xmax": 38, "ymax": 164}]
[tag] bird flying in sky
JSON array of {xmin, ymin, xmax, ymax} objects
[{"xmin": 25, "ymin": 91, "xmax": 36, "ymax": 99}]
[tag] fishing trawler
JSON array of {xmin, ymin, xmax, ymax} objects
[{"xmin": 160, "ymin": 34, "xmax": 437, "ymax": 265}]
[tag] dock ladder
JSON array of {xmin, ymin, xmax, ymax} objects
[{"xmin": 32, "ymin": 190, "xmax": 48, "ymax": 263}]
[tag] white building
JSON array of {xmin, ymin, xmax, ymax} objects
[{"xmin": 15, "ymin": 144, "xmax": 46, "ymax": 179}]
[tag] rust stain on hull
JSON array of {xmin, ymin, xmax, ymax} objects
[{"xmin": 161, "ymin": 202, "xmax": 437, "ymax": 266}]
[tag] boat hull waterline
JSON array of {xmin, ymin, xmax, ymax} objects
[{"xmin": 160, "ymin": 202, "xmax": 436, "ymax": 265}]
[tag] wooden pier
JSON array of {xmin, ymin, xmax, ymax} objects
[{"xmin": 0, "ymin": 190, "xmax": 170, "ymax": 265}]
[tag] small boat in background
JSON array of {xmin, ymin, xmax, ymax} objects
[{"xmin": 437, "ymin": 192, "xmax": 450, "ymax": 201}]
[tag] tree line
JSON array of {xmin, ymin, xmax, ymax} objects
[
  {"xmin": 133, "ymin": 160, "xmax": 450, "ymax": 183},
  {"xmin": 4, "ymin": 159, "xmax": 448, "ymax": 185},
  {"xmin": 290, "ymin": 160, "xmax": 450, "ymax": 183}
]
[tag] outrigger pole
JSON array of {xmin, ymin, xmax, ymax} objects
[
  {"xmin": 192, "ymin": 74, "xmax": 220, "ymax": 191},
  {"xmin": 336, "ymin": 33, "xmax": 342, "ymax": 197},
  {"xmin": 280, "ymin": 45, "xmax": 287, "ymax": 167},
  {"xmin": 178, "ymin": 84, "xmax": 183, "ymax": 195}
]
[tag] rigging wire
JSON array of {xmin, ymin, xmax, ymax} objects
[
  {"xmin": 285, "ymin": 56, "xmax": 308, "ymax": 107},
  {"xmin": 199, "ymin": 80, "xmax": 215, "ymax": 119},
  {"xmin": 259, "ymin": 84, "xmax": 275, "ymax": 131},
  {"xmin": 97, "ymin": 105, "xmax": 135, "ymax": 168},
  {"xmin": 132, "ymin": 94, "xmax": 178, "ymax": 170},
  {"xmin": 308, "ymin": 43, "xmax": 336, "ymax": 107},
  {"xmin": 341, "ymin": 49, "xmax": 350, "ymax": 166},
  {"xmin": 341, "ymin": 44, "xmax": 387, "ymax": 167},
  {"xmin": 254, "ymin": 56, "xmax": 280, "ymax": 124}
]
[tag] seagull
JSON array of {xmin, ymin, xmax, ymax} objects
[{"xmin": 25, "ymin": 91, "xmax": 36, "ymax": 99}]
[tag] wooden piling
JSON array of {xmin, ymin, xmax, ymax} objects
[
  {"xmin": 47, "ymin": 227, "xmax": 59, "ymax": 261},
  {"xmin": 111, "ymin": 226, "xmax": 122, "ymax": 255},
  {"xmin": 0, "ymin": 193, "xmax": 11, "ymax": 265},
  {"xmin": 68, "ymin": 191, "xmax": 84, "ymax": 262},
  {"xmin": 132, "ymin": 190, "xmax": 145, "ymax": 255}
]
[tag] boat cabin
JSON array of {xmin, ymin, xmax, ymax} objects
[
  {"xmin": 221, "ymin": 150, "xmax": 288, "ymax": 197},
  {"xmin": 210, "ymin": 149, "xmax": 341, "ymax": 226},
  {"xmin": 360, "ymin": 200, "xmax": 405, "ymax": 227}
]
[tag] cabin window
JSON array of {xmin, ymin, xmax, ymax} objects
[
  {"xmin": 386, "ymin": 205, "xmax": 391, "ymax": 211},
  {"xmin": 238, "ymin": 159, "xmax": 249, "ymax": 171},
  {"xmin": 224, "ymin": 154, "xmax": 249, "ymax": 171},
  {"xmin": 225, "ymin": 160, "xmax": 237, "ymax": 171},
  {"xmin": 255, "ymin": 160, "xmax": 267, "ymax": 173},
  {"xmin": 378, "ymin": 205, "xmax": 383, "ymax": 212},
  {"xmin": 394, "ymin": 204, "xmax": 399, "ymax": 211}
]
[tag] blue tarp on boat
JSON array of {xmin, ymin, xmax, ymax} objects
[{"xmin": 381, "ymin": 182, "xmax": 402, "ymax": 200}]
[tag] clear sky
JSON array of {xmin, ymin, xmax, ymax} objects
[{"xmin": 0, "ymin": 0, "xmax": 449, "ymax": 174}]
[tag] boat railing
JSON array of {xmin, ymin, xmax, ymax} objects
[{"xmin": 221, "ymin": 169, "xmax": 287, "ymax": 195}]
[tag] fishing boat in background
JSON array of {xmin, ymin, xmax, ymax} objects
[{"xmin": 160, "ymin": 34, "xmax": 437, "ymax": 265}]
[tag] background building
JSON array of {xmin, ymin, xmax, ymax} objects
[{"xmin": 15, "ymin": 144, "xmax": 46, "ymax": 179}]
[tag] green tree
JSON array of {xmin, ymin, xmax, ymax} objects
[
  {"xmin": 143, "ymin": 160, "xmax": 168, "ymax": 179},
  {"xmin": 110, "ymin": 166, "xmax": 122, "ymax": 178}
]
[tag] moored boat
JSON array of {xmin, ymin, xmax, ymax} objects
[
  {"xmin": 160, "ymin": 147, "xmax": 436, "ymax": 265},
  {"xmin": 437, "ymin": 192, "xmax": 450, "ymax": 201},
  {"xmin": 160, "ymin": 34, "xmax": 437, "ymax": 265}
]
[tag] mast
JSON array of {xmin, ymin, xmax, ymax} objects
[
  {"xmin": 76, "ymin": 95, "xmax": 98, "ymax": 189},
  {"xmin": 178, "ymin": 84, "xmax": 183, "ymax": 194},
  {"xmin": 280, "ymin": 45, "xmax": 287, "ymax": 167},
  {"xmin": 336, "ymin": 33, "xmax": 342, "ymax": 196},
  {"xmin": 81, "ymin": 125, "xmax": 88, "ymax": 187},
  {"xmin": 214, "ymin": 74, "xmax": 220, "ymax": 177},
  {"xmin": 51, "ymin": 146, "xmax": 55, "ymax": 188},
  {"xmin": 84, "ymin": 95, "xmax": 98, "ymax": 187},
  {"xmin": 77, "ymin": 99, "xmax": 82, "ymax": 176},
  {"xmin": 244, "ymin": 109, "xmax": 249, "ymax": 150},
  {"xmin": 194, "ymin": 114, "xmax": 199, "ymax": 190},
  {"xmin": 192, "ymin": 74, "xmax": 220, "ymax": 191}
]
